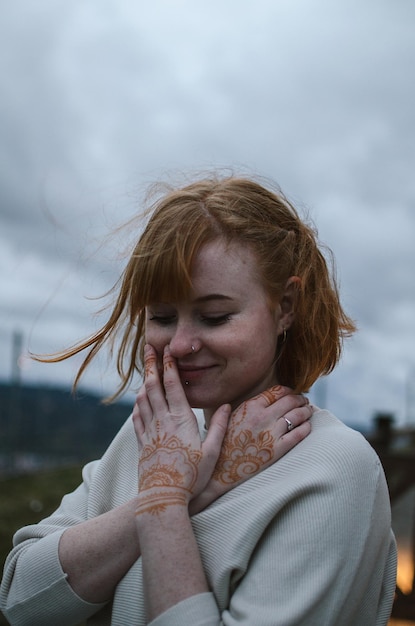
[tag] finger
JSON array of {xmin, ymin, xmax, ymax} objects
[
  {"xmin": 202, "ymin": 404, "xmax": 231, "ymax": 463},
  {"xmin": 143, "ymin": 343, "xmax": 159, "ymax": 379},
  {"xmin": 162, "ymin": 344, "xmax": 191, "ymax": 414},
  {"xmin": 252, "ymin": 385, "xmax": 293, "ymax": 407},
  {"xmin": 280, "ymin": 402, "xmax": 313, "ymax": 431},
  {"xmin": 132, "ymin": 403, "xmax": 145, "ymax": 440},
  {"xmin": 132, "ymin": 397, "xmax": 140, "ymax": 420},
  {"xmin": 134, "ymin": 386, "xmax": 155, "ymax": 430},
  {"xmin": 278, "ymin": 403, "xmax": 313, "ymax": 439},
  {"xmin": 143, "ymin": 344, "xmax": 168, "ymax": 415},
  {"xmin": 279, "ymin": 420, "xmax": 311, "ymax": 450},
  {"xmin": 263, "ymin": 392, "xmax": 309, "ymax": 420}
]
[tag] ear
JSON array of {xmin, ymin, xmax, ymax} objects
[{"xmin": 277, "ymin": 276, "xmax": 301, "ymax": 332}]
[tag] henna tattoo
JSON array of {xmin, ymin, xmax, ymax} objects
[
  {"xmin": 258, "ymin": 385, "xmax": 285, "ymax": 406},
  {"xmin": 144, "ymin": 354, "xmax": 157, "ymax": 378},
  {"xmin": 163, "ymin": 357, "xmax": 174, "ymax": 371},
  {"xmin": 212, "ymin": 401, "xmax": 275, "ymax": 485},
  {"xmin": 137, "ymin": 429, "xmax": 202, "ymax": 515},
  {"xmin": 260, "ymin": 389, "xmax": 277, "ymax": 406},
  {"xmin": 212, "ymin": 429, "xmax": 274, "ymax": 484},
  {"xmin": 139, "ymin": 432, "xmax": 202, "ymax": 491},
  {"xmin": 135, "ymin": 489, "xmax": 188, "ymax": 516}
]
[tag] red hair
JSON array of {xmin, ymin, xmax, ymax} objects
[{"xmin": 38, "ymin": 175, "xmax": 356, "ymax": 400}]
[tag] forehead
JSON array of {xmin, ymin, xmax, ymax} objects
[{"xmin": 190, "ymin": 240, "xmax": 263, "ymax": 298}]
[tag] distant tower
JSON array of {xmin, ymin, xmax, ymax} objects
[{"xmin": 11, "ymin": 330, "xmax": 23, "ymax": 385}]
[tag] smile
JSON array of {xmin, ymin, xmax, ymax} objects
[{"xmin": 178, "ymin": 365, "xmax": 216, "ymax": 382}]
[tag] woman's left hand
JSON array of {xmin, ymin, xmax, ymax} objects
[
  {"xmin": 133, "ymin": 344, "xmax": 231, "ymax": 515},
  {"xmin": 189, "ymin": 386, "xmax": 313, "ymax": 514}
]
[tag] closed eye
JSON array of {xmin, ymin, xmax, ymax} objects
[
  {"xmin": 148, "ymin": 315, "xmax": 176, "ymax": 326},
  {"xmin": 200, "ymin": 314, "xmax": 232, "ymax": 326}
]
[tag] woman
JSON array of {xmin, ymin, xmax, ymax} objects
[{"xmin": 1, "ymin": 175, "xmax": 396, "ymax": 625}]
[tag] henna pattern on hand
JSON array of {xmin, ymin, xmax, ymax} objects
[
  {"xmin": 260, "ymin": 385, "xmax": 284, "ymax": 406},
  {"xmin": 212, "ymin": 398, "xmax": 275, "ymax": 486},
  {"xmin": 139, "ymin": 432, "xmax": 202, "ymax": 491},
  {"xmin": 144, "ymin": 353, "xmax": 157, "ymax": 378},
  {"xmin": 136, "ymin": 428, "xmax": 202, "ymax": 516},
  {"xmin": 135, "ymin": 489, "xmax": 188, "ymax": 516}
]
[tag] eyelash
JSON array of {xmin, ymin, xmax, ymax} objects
[
  {"xmin": 149, "ymin": 314, "xmax": 231, "ymax": 327},
  {"xmin": 201, "ymin": 314, "xmax": 231, "ymax": 326}
]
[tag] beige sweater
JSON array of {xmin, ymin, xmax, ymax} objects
[{"xmin": 1, "ymin": 409, "xmax": 397, "ymax": 625}]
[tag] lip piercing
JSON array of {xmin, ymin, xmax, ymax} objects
[{"xmin": 284, "ymin": 417, "xmax": 294, "ymax": 432}]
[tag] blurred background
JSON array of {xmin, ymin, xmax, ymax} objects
[{"xmin": 1, "ymin": 0, "xmax": 414, "ymax": 623}]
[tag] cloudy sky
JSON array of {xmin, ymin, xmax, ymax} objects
[{"xmin": 1, "ymin": 0, "xmax": 414, "ymax": 429}]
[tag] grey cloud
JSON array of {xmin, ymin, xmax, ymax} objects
[{"xmin": 1, "ymin": 0, "xmax": 414, "ymax": 425}]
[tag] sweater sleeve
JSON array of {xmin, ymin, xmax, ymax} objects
[
  {"xmin": 0, "ymin": 460, "xmax": 107, "ymax": 626},
  {"xmin": 149, "ymin": 593, "xmax": 221, "ymax": 626}
]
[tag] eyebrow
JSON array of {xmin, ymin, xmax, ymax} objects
[
  {"xmin": 193, "ymin": 294, "xmax": 234, "ymax": 303},
  {"xmin": 147, "ymin": 294, "xmax": 235, "ymax": 308}
]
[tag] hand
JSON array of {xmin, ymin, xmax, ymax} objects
[
  {"xmin": 190, "ymin": 386, "xmax": 312, "ymax": 514},
  {"xmin": 133, "ymin": 344, "xmax": 231, "ymax": 515}
]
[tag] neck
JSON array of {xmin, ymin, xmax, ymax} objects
[{"xmin": 202, "ymin": 372, "xmax": 280, "ymax": 429}]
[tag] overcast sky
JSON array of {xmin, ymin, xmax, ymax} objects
[{"xmin": 1, "ymin": 0, "xmax": 414, "ymax": 429}]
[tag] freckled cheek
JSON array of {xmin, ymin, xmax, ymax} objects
[{"xmin": 144, "ymin": 326, "xmax": 171, "ymax": 353}]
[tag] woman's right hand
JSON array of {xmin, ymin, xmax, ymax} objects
[{"xmin": 190, "ymin": 386, "xmax": 313, "ymax": 514}]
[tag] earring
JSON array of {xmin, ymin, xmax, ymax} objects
[
  {"xmin": 282, "ymin": 329, "xmax": 287, "ymax": 343},
  {"xmin": 191, "ymin": 345, "xmax": 195, "ymax": 352}
]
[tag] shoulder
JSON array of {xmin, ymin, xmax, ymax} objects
[
  {"xmin": 229, "ymin": 408, "xmax": 387, "ymax": 509},
  {"xmin": 265, "ymin": 408, "xmax": 389, "ymax": 511},
  {"xmin": 302, "ymin": 408, "xmax": 380, "ymax": 474}
]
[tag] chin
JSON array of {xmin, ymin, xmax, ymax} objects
[{"xmin": 184, "ymin": 391, "xmax": 219, "ymax": 412}]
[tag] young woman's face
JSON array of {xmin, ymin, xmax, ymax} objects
[{"xmin": 145, "ymin": 239, "xmax": 290, "ymax": 421}]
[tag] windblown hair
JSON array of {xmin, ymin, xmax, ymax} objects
[{"xmin": 40, "ymin": 175, "xmax": 356, "ymax": 400}]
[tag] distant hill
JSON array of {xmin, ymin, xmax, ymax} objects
[{"xmin": 0, "ymin": 381, "xmax": 132, "ymax": 474}]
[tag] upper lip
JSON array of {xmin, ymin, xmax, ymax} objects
[{"xmin": 177, "ymin": 364, "xmax": 215, "ymax": 371}]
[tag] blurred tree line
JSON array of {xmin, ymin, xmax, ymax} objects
[{"xmin": 0, "ymin": 382, "xmax": 131, "ymax": 473}]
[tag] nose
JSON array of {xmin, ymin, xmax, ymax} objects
[{"xmin": 168, "ymin": 321, "xmax": 197, "ymax": 358}]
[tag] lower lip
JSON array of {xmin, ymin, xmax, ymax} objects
[{"xmin": 179, "ymin": 367, "xmax": 214, "ymax": 383}]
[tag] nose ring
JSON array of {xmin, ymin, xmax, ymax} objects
[{"xmin": 191, "ymin": 345, "xmax": 195, "ymax": 352}]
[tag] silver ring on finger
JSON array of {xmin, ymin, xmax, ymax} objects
[{"xmin": 284, "ymin": 417, "xmax": 294, "ymax": 432}]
